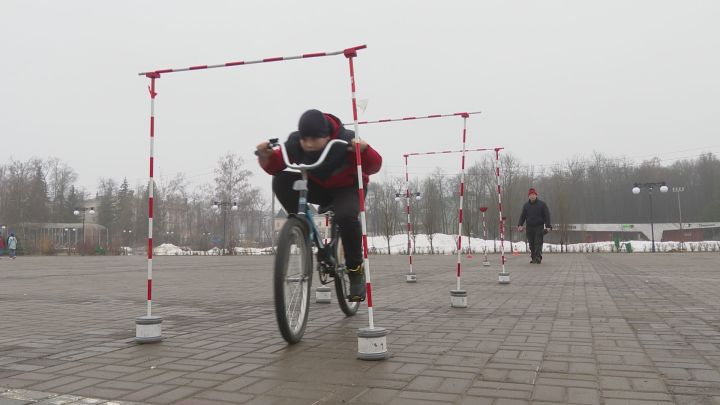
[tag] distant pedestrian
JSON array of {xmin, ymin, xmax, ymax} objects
[
  {"xmin": 7, "ymin": 233, "xmax": 17, "ymax": 259},
  {"xmin": 517, "ymin": 188, "xmax": 551, "ymax": 264},
  {"xmin": 0, "ymin": 236, "xmax": 5, "ymax": 257}
]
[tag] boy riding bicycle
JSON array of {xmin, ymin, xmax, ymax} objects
[{"xmin": 256, "ymin": 109, "xmax": 382, "ymax": 302}]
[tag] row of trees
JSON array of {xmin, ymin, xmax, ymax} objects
[
  {"xmin": 364, "ymin": 152, "xmax": 720, "ymax": 252},
  {"xmin": 1, "ymin": 151, "xmax": 718, "ymax": 253},
  {"xmin": 0, "ymin": 154, "xmax": 267, "ymax": 253}
]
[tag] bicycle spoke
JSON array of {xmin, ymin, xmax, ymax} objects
[
  {"xmin": 284, "ymin": 234, "xmax": 308, "ymax": 332},
  {"xmin": 273, "ymin": 217, "xmax": 312, "ymax": 344}
]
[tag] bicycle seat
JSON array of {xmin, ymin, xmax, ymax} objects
[{"xmin": 318, "ymin": 205, "xmax": 334, "ymax": 214}]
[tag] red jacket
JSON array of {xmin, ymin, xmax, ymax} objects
[{"xmin": 260, "ymin": 114, "xmax": 382, "ymax": 188}]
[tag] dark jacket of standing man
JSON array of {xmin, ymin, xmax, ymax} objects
[{"xmin": 517, "ymin": 188, "xmax": 551, "ymax": 264}]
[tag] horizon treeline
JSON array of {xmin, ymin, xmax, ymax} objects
[{"xmin": 1, "ymin": 152, "xmax": 718, "ymax": 251}]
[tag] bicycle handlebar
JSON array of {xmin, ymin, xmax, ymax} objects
[{"xmin": 266, "ymin": 138, "xmax": 349, "ymax": 171}]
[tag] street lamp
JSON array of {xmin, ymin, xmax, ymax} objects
[
  {"xmin": 202, "ymin": 231, "xmax": 212, "ymax": 252},
  {"xmin": 395, "ymin": 191, "xmax": 421, "ymax": 283},
  {"xmin": 479, "ymin": 206, "xmax": 490, "ymax": 266},
  {"xmin": 672, "ymin": 186, "xmax": 685, "ymax": 251},
  {"xmin": 122, "ymin": 229, "xmax": 133, "ymax": 255},
  {"xmin": 212, "ymin": 200, "xmax": 238, "ymax": 255},
  {"xmin": 73, "ymin": 207, "xmax": 95, "ymax": 249},
  {"xmin": 394, "ymin": 191, "xmax": 421, "ymax": 202},
  {"xmin": 632, "ymin": 182, "xmax": 668, "ymax": 252}
]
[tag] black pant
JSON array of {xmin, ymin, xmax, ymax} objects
[
  {"xmin": 526, "ymin": 225, "xmax": 544, "ymax": 261},
  {"xmin": 273, "ymin": 171, "xmax": 363, "ymax": 269}
]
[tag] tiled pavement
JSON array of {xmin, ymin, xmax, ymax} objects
[{"xmin": 1, "ymin": 253, "xmax": 720, "ymax": 404}]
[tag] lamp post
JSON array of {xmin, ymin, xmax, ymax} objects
[
  {"xmin": 73, "ymin": 207, "xmax": 95, "ymax": 250},
  {"xmin": 395, "ymin": 191, "xmax": 421, "ymax": 282},
  {"xmin": 212, "ymin": 201, "xmax": 238, "ymax": 255},
  {"xmin": 201, "ymin": 232, "xmax": 211, "ymax": 252},
  {"xmin": 479, "ymin": 207, "xmax": 490, "ymax": 266},
  {"xmin": 632, "ymin": 182, "xmax": 668, "ymax": 252},
  {"xmin": 672, "ymin": 186, "xmax": 685, "ymax": 251},
  {"xmin": 72, "ymin": 228, "xmax": 77, "ymax": 253},
  {"xmin": 122, "ymin": 229, "xmax": 133, "ymax": 255}
]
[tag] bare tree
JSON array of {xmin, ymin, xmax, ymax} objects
[
  {"xmin": 213, "ymin": 152, "xmax": 264, "ymax": 250},
  {"xmin": 376, "ymin": 178, "xmax": 403, "ymax": 254},
  {"xmin": 419, "ymin": 170, "xmax": 445, "ymax": 254},
  {"xmin": 44, "ymin": 157, "xmax": 77, "ymax": 222}
]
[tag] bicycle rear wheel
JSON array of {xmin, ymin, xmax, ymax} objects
[
  {"xmin": 274, "ymin": 217, "xmax": 313, "ymax": 344},
  {"xmin": 333, "ymin": 233, "xmax": 359, "ymax": 316}
]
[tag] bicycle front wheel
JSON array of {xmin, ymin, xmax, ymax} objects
[
  {"xmin": 334, "ymin": 235, "xmax": 359, "ymax": 316},
  {"xmin": 274, "ymin": 217, "xmax": 313, "ymax": 344}
]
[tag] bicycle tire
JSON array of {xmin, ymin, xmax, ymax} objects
[
  {"xmin": 333, "ymin": 231, "xmax": 359, "ymax": 316},
  {"xmin": 274, "ymin": 217, "xmax": 313, "ymax": 344}
]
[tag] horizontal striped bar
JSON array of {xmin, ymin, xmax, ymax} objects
[
  {"xmin": 404, "ymin": 147, "xmax": 503, "ymax": 157},
  {"xmin": 357, "ymin": 111, "xmax": 482, "ymax": 125},
  {"xmin": 138, "ymin": 45, "xmax": 366, "ymax": 76}
]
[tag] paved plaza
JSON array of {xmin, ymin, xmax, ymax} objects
[{"xmin": 1, "ymin": 253, "xmax": 720, "ymax": 404}]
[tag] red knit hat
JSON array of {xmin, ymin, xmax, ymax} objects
[{"xmin": 528, "ymin": 188, "xmax": 537, "ymax": 196}]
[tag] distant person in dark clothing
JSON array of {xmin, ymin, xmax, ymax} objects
[
  {"xmin": 7, "ymin": 233, "xmax": 18, "ymax": 259},
  {"xmin": 517, "ymin": 188, "xmax": 551, "ymax": 264}
]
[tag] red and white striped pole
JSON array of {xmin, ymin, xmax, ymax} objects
[
  {"xmin": 450, "ymin": 114, "xmax": 470, "ymax": 308},
  {"xmin": 404, "ymin": 147, "xmax": 494, "ymax": 157},
  {"xmin": 495, "ymin": 148, "xmax": 510, "ymax": 284},
  {"xmin": 138, "ymin": 49, "xmax": 353, "ymax": 77},
  {"xmin": 136, "ymin": 73, "xmax": 163, "ymax": 343},
  {"xmin": 480, "ymin": 206, "xmax": 490, "ymax": 267},
  {"xmin": 401, "ymin": 146, "xmax": 499, "ymax": 281},
  {"xmin": 358, "ymin": 111, "xmax": 482, "ymax": 125},
  {"xmin": 358, "ymin": 109, "xmax": 487, "ymax": 286},
  {"xmin": 344, "ymin": 46, "xmax": 389, "ymax": 360},
  {"xmin": 135, "ymin": 45, "xmax": 369, "ymax": 345}
]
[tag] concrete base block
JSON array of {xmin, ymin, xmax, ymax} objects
[
  {"xmin": 406, "ymin": 272, "xmax": 417, "ymax": 283},
  {"xmin": 135, "ymin": 316, "xmax": 162, "ymax": 344},
  {"xmin": 450, "ymin": 289, "xmax": 468, "ymax": 308},
  {"xmin": 498, "ymin": 273, "xmax": 511, "ymax": 284},
  {"xmin": 315, "ymin": 286, "xmax": 331, "ymax": 303},
  {"xmin": 482, "ymin": 261, "xmax": 491, "ymax": 267},
  {"xmin": 357, "ymin": 327, "xmax": 389, "ymax": 360}
]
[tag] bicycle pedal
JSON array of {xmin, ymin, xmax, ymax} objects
[{"xmin": 347, "ymin": 295, "xmax": 366, "ymax": 303}]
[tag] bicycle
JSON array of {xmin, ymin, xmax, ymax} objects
[{"xmin": 263, "ymin": 138, "xmax": 360, "ymax": 344}]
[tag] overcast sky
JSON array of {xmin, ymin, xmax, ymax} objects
[{"xmin": 2, "ymin": 1, "xmax": 718, "ymax": 198}]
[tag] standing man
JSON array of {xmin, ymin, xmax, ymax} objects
[
  {"xmin": 7, "ymin": 233, "xmax": 18, "ymax": 259},
  {"xmin": 517, "ymin": 188, "xmax": 551, "ymax": 264}
]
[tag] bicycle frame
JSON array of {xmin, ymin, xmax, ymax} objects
[
  {"xmin": 289, "ymin": 170, "xmax": 347, "ymax": 286},
  {"xmin": 270, "ymin": 138, "xmax": 349, "ymax": 270}
]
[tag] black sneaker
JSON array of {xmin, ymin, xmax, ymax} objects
[
  {"xmin": 347, "ymin": 264, "xmax": 366, "ymax": 302},
  {"xmin": 530, "ymin": 258, "xmax": 537, "ymax": 264},
  {"xmin": 537, "ymin": 256, "xmax": 542, "ymax": 264}
]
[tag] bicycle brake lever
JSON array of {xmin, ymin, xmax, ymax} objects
[{"xmin": 254, "ymin": 138, "xmax": 279, "ymax": 156}]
